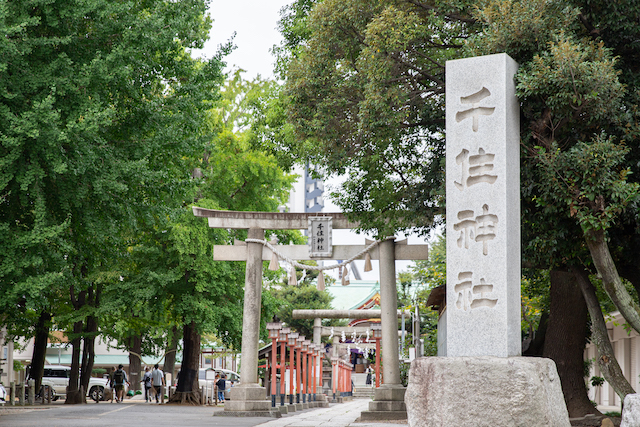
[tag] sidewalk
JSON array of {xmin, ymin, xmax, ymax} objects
[{"xmin": 254, "ymin": 399, "xmax": 407, "ymax": 427}]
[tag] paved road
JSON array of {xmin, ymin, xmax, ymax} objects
[{"xmin": 0, "ymin": 398, "xmax": 406, "ymax": 427}]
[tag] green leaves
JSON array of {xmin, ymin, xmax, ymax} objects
[
  {"xmin": 470, "ymin": 0, "xmax": 580, "ymax": 61},
  {"xmin": 0, "ymin": 0, "xmax": 224, "ymax": 347},
  {"xmin": 536, "ymin": 135, "xmax": 639, "ymax": 233},
  {"xmin": 516, "ymin": 36, "xmax": 623, "ymax": 127},
  {"xmin": 275, "ymin": 0, "xmax": 474, "ymax": 235}
]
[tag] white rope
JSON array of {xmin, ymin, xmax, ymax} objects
[{"xmin": 245, "ymin": 236, "xmax": 394, "ymax": 272}]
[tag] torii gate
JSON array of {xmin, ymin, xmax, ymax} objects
[{"xmin": 192, "ymin": 207, "xmax": 428, "ymax": 417}]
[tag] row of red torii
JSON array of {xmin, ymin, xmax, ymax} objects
[
  {"xmin": 263, "ymin": 321, "xmax": 369, "ymax": 408},
  {"xmin": 192, "ymin": 208, "xmax": 429, "ymax": 418}
]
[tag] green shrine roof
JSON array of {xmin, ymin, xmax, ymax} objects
[{"xmin": 324, "ymin": 280, "xmax": 381, "ymax": 310}]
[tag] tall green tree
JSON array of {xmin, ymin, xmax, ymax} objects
[
  {"xmin": 270, "ymin": 0, "xmax": 479, "ymax": 235},
  {"xmin": 164, "ymin": 70, "xmax": 295, "ymax": 403},
  {"xmin": 0, "ymin": 0, "xmax": 223, "ymax": 402}
]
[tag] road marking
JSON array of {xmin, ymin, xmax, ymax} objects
[{"xmin": 98, "ymin": 405, "xmax": 130, "ymax": 416}]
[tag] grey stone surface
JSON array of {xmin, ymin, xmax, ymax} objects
[
  {"xmin": 368, "ymin": 401, "xmax": 406, "ymax": 412},
  {"xmin": 214, "ymin": 409, "xmax": 282, "ymax": 418},
  {"xmin": 229, "ymin": 384, "xmax": 269, "ymax": 401},
  {"xmin": 360, "ymin": 410, "xmax": 408, "ymax": 421},
  {"xmin": 445, "ymin": 53, "xmax": 521, "ymax": 358},
  {"xmin": 379, "ymin": 239, "xmax": 402, "ymax": 385},
  {"xmin": 256, "ymin": 398, "xmax": 372, "ymax": 427},
  {"xmin": 224, "ymin": 400, "xmax": 272, "ymax": 412},
  {"xmin": 405, "ymin": 357, "xmax": 570, "ymax": 427},
  {"xmin": 222, "ymin": 384, "xmax": 276, "ymax": 416},
  {"xmin": 360, "ymin": 384, "xmax": 407, "ymax": 421},
  {"xmin": 374, "ymin": 385, "xmax": 406, "ymax": 402},
  {"xmin": 621, "ymin": 393, "xmax": 640, "ymax": 427},
  {"xmin": 238, "ymin": 228, "xmax": 265, "ymax": 385}
]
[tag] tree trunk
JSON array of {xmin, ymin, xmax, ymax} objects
[
  {"xmin": 163, "ymin": 325, "xmax": 180, "ymax": 381},
  {"xmin": 80, "ymin": 315, "xmax": 97, "ymax": 397},
  {"xmin": 585, "ymin": 229, "xmax": 640, "ymax": 334},
  {"xmin": 169, "ymin": 321, "xmax": 201, "ymax": 405},
  {"xmin": 573, "ymin": 266, "xmax": 635, "ymax": 401},
  {"xmin": 29, "ymin": 311, "xmax": 51, "ymax": 392},
  {"xmin": 542, "ymin": 270, "xmax": 597, "ymax": 417},
  {"xmin": 128, "ymin": 334, "xmax": 142, "ymax": 392},
  {"xmin": 523, "ymin": 311, "xmax": 547, "ymax": 356},
  {"xmin": 81, "ymin": 284, "xmax": 101, "ymax": 397},
  {"xmin": 66, "ymin": 320, "xmax": 85, "ymax": 404}
]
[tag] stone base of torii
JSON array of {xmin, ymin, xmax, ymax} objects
[{"xmin": 192, "ymin": 208, "xmax": 428, "ymax": 418}]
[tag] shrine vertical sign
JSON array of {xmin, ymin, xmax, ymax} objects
[
  {"xmin": 445, "ymin": 54, "xmax": 521, "ymax": 357},
  {"xmin": 309, "ymin": 217, "xmax": 333, "ymax": 258}
]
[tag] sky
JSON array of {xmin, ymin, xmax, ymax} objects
[{"xmin": 191, "ymin": 0, "xmax": 293, "ymax": 80}]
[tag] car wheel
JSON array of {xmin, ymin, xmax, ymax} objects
[{"xmin": 90, "ymin": 386, "xmax": 104, "ymax": 402}]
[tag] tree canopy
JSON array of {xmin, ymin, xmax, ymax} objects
[{"xmin": 0, "ymin": 0, "xmax": 224, "ymax": 401}]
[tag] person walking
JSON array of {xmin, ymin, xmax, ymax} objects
[
  {"xmin": 113, "ymin": 364, "xmax": 129, "ymax": 403},
  {"xmin": 141, "ymin": 366, "xmax": 153, "ymax": 402},
  {"xmin": 109, "ymin": 366, "xmax": 116, "ymax": 403},
  {"xmin": 151, "ymin": 364, "xmax": 165, "ymax": 403}
]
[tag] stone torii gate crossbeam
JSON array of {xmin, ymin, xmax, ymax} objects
[{"xmin": 192, "ymin": 207, "xmax": 428, "ymax": 418}]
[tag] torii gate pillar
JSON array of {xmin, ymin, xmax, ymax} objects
[
  {"xmin": 360, "ymin": 238, "xmax": 407, "ymax": 421},
  {"xmin": 224, "ymin": 227, "xmax": 275, "ymax": 415}
]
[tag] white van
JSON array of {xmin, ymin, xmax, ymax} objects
[{"xmin": 37, "ymin": 365, "xmax": 111, "ymax": 401}]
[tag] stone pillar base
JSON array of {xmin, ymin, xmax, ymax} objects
[
  {"xmin": 622, "ymin": 393, "xmax": 640, "ymax": 427},
  {"xmin": 311, "ymin": 393, "xmax": 329, "ymax": 407},
  {"xmin": 405, "ymin": 357, "xmax": 570, "ymax": 427},
  {"xmin": 360, "ymin": 385, "xmax": 407, "ymax": 421},
  {"xmin": 214, "ymin": 385, "xmax": 281, "ymax": 418}
]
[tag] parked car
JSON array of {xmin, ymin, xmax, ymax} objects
[
  {"xmin": 197, "ymin": 368, "xmax": 240, "ymax": 400},
  {"xmin": 34, "ymin": 365, "xmax": 111, "ymax": 401},
  {"xmin": 0, "ymin": 383, "xmax": 6, "ymax": 403}
]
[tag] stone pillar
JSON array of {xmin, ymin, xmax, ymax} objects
[
  {"xmin": 406, "ymin": 53, "xmax": 570, "ymax": 427},
  {"xmin": 313, "ymin": 318, "xmax": 321, "ymax": 395},
  {"xmin": 312, "ymin": 318, "xmax": 324, "ymax": 401},
  {"xmin": 27, "ymin": 380, "xmax": 34, "ymax": 405},
  {"xmin": 313, "ymin": 318, "xmax": 321, "ymax": 345},
  {"xmin": 332, "ymin": 335, "xmax": 339, "ymax": 358},
  {"xmin": 219, "ymin": 228, "xmax": 279, "ymax": 418},
  {"xmin": 19, "ymin": 382, "xmax": 25, "ymax": 406},
  {"xmin": 239, "ymin": 227, "xmax": 263, "ymax": 385},
  {"xmin": 379, "ymin": 238, "xmax": 400, "ymax": 385},
  {"xmin": 361, "ymin": 238, "xmax": 406, "ymax": 421},
  {"xmin": 444, "ymin": 53, "xmax": 521, "ymax": 357}
]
